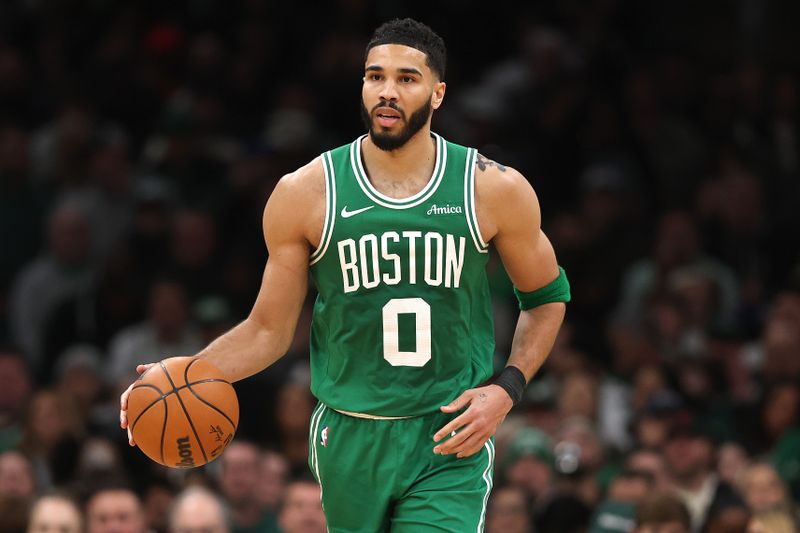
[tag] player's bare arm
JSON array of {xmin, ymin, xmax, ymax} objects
[
  {"xmin": 433, "ymin": 156, "xmax": 566, "ymax": 458},
  {"xmin": 120, "ymin": 158, "xmax": 325, "ymax": 443}
]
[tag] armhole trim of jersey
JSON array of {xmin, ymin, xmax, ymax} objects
[
  {"xmin": 465, "ymin": 148, "xmax": 489, "ymax": 254},
  {"xmin": 310, "ymin": 152, "xmax": 336, "ymax": 265}
]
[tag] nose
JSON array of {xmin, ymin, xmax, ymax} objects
[{"xmin": 378, "ymin": 78, "xmax": 399, "ymax": 102}]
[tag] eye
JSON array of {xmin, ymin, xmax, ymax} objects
[
  {"xmin": 368, "ymin": 74, "xmax": 382, "ymax": 81},
  {"xmin": 401, "ymin": 76, "xmax": 414, "ymax": 83}
]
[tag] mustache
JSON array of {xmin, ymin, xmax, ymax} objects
[{"xmin": 371, "ymin": 100, "xmax": 404, "ymax": 117}]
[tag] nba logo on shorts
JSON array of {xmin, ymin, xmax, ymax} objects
[{"xmin": 321, "ymin": 426, "xmax": 329, "ymax": 447}]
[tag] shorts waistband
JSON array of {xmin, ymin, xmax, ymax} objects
[{"xmin": 332, "ymin": 408, "xmax": 414, "ymax": 420}]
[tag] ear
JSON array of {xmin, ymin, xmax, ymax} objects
[{"xmin": 431, "ymin": 81, "xmax": 446, "ymax": 110}]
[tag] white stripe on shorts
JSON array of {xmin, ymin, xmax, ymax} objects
[{"xmin": 476, "ymin": 440, "xmax": 495, "ymax": 533}]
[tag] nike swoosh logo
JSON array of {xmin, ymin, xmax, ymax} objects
[{"xmin": 340, "ymin": 205, "xmax": 375, "ymax": 218}]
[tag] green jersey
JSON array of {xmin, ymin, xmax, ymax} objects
[{"xmin": 308, "ymin": 133, "xmax": 494, "ymax": 416}]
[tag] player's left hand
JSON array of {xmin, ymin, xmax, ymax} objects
[{"xmin": 432, "ymin": 384, "xmax": 513, "ymax": 458}]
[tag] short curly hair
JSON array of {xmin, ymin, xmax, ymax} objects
[{"xmin": 365, "ymin": 18, "xmax": 447, "ymax": 81}]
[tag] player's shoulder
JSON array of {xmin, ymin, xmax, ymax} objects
[
  {"xmin": 263, "ymin": 156, "xmax": 327, "ymax": 242},
  {"xmin": 264, "ymin": 156, "xmax": 326, "ymax": 222},
  {"xmin": 473, "ymin": 152, "xmax": 536, "ymax": 204},
  {"xmin": 274, "ymin": 156, "xmax": 326, "ymax": 197}
]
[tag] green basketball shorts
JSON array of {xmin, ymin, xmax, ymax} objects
[{"xmin": 308, "ymin": 403, "xmax": 495, "ymax": 533}]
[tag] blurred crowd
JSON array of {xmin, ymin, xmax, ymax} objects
[{"xmin": 1, "ymin": 0, "xmax": 799, "ymax": 532}]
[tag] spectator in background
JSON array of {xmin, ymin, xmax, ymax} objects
[
  {"xmin": 624, "ymin": 65, "xmax": 709, "ymax": 210},
  {"xmin": 761, "ymin": 300, "xmax": 800, "ymax": 383},
  {"xmin": 716, "ymin": 442, "xmax": 750, "ymax": 488},
  {"xmin": 703, "ymin": 503, "xmax": 751, "ymax": 533},
  {"xmin": 752, "ymin": 382, "xmax": 800, "ymax": 494},
  {"xmin": 615, "ymin": 211, "xmax": 739, "ymax": 344},
  {"xmin": 217, "ymin": 441, "xmax": 279, "ymax": 533},
  {"xmin": 536, "ymin": 492, "xmax": 593, "ymax": 533},
  {"xmin": 670, "ymin": 358, "xmax": 735, "ymax": 444},
  {"xmin": 626, "ymin": 448, "xmax": 672, "ymax": 494},
  {"xmin": 500, "ymin": 427, "xmax": 555, "ymax": 508},
  {"xmin": 194, "ymin": 296, "xmax": 236, "ymax": 347},
  {"xmin": 486, "ymin": 485, "xmax": 532, "ymax": 533},
  {"xmin": 142, "ymin": 104, "xmax": 229, "ymax": 210},
  {"xmin": 607, "ymin": 469, "xmax": 655, "ymax": 505},
  {"xmin": 168, "ymin": 209, "xmax": 222, "ymax": 301},
  {"xmin": 630, "ymin": 387, "xmax": 683, "ymax": 451},
  {"xmin": 0, "ymin": 500, "xmax": 29, "ymax": 533},
  {"xmin": 85, "ymin": 485, "xmax": 147, "ymax": 533},
  {"xmin": 0, "ymin": 451, "xmax": 32, "ymax": 531},
  {"xmin": 273, "ymin": 381, "xmax": 314, "ymax": 474},
  {"xmin": 0, "ymin": 123, "xmax": 47, "ymax": 310},
  {"xmin": 61, "ymin": 130, "xmax": 135, "ymax": 263},
  {"xmin": 558, "ymin": 371, "xmax": 599, "ymax": 423},
  {"xmin": 29, "ymin": 101, "xmax": 95, "ymax": 189},
  {"xmin": 141, "ymin": 477, "xmax": 177, "ymax": 533},
  {"xmin": 564, "ymin": 162, "xmax": 646, "ymax": 333},
  {"xmin": 107, "ymin": 279, "xmax": 202, "ymax": 387},
  {"xmin": 277, "ymin": 478, "xmax": 326, "ymax": 533},
  {"xmin": 738, "ymin": 463, "xmax": 794, "ymax": 515},
  {"xmin": 256, "ymin": 450, "xmax": 289, "ymax": 514},
  {"xmin": 0, "ymin": 349, "xmax": 32, "ymax": 452},
  {"xmin": 695, "ymin": 151, "xmax": 767, "ymax": 290},
  {"xmin": 74, "ymin": 438, "xmax": 126, "ymax": 484},
  {"xmin": 738, "ymin": 290, "xmax": 800, "ymax": 381},
  {"xmin": 664, "ymin": 266, "xmax": 731, "ymax": 356},
  {"xmin": 747, "ymin": 508, "xmax": 798, "ymax": 533},
  {"xmin": 588, "ymin": 470, "xmax": 654, "ymax": 533},
  {"xmin": 634, "ymin": 494, "xmax": 691, "ymax": 533},
  {"xmin": 168, "ymin": 486, "xmax": 230, "ymax": 533},
  {"xmin": 9, "ymin": 201, "xmax": 95, "ymax": 377},
  {"xmin": 663, "ymin": 421, "xmax": 743, "ymax": 532},
  {"xmin": 27, "ymin": 493, "xmax": 83, "ymax": 533},
  {"xmin": 126, "ymin": 178, "xmax": 175, "ymax": 287},
  {"xmin": 554, "ymin": 416, "xmax": 607, "ymax": 508},
  {"xmin": 19, "ymin": 389, "xmax": 83, "ymax": 489},
  {"xmin": 53, "ymin": 345, "xmax": 105, "ymax": 429},
  {"xmin": 0, "ymin": 450, "xmax": 36, "ymax": 500}
]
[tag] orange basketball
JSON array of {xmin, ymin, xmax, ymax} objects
[{"xmin": 126, "ymin": 356, "xmax": 239, "ymax": 468}]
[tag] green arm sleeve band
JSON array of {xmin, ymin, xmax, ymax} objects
[{"xmin": 513, "ymin": 266, "xmax": 571, "ymax": 310}]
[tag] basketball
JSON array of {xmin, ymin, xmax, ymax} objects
[{"xmin": 126, "ymin": 356, "xmax": 239, "ymax": 468}]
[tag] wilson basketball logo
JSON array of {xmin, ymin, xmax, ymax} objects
[{"xmin": 176, "ymin": 436, "xmax": 195, "ymax": 468}]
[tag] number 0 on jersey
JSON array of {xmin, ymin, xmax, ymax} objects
[{"xmin": 382, "ymin": 298, "xmax": 431, "ymax": 367}]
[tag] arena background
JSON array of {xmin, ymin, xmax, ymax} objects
[{"xmin": 1, "ymin": 1, "xmax": 800, "ymax": 532}]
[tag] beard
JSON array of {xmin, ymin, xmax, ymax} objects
[{"xmin": 360, "ymin": 96, "xmax": 432, "ymax": 151}]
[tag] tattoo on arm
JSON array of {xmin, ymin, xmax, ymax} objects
[{"xmin": 476, "ymin": 153, "xmax": 507, "ymax": 172}]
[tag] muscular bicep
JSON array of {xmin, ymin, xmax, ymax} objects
[
  {"xmin": 487, "ymin": 172, "xmax": 559, "ymax": 291},
  {"xmin": 248, "ymin": 174, "xmax": 314, "ymax": 341},
  {"xmin": 496, "ymin": 228, "xmax": 559, "ymax": 291},
  {"xmin": 249, "ymin": 240, "xmax": 309, "ymax": 332}
]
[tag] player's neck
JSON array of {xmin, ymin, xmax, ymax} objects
[{"xmin": 361, "ymin": 127, "xmax": 436, "ymax": 182}]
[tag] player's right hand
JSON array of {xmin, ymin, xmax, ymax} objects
[{"xmin": 119, "ymin": 363, "xmax": 156, "ymax": 446}]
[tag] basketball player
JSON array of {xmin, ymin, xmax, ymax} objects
[{"xmin": 121, "ymin": 18, "xmax": 569, "ymax": 532}]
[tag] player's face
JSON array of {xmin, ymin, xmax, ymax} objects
[{"xmin": 361, "ymin": 44, "xmax": 445, "ymax": 151}]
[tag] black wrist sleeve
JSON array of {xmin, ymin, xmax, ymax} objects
[{"xmin": 493, "ymin": 366, "xmax": 527, "ymax": 406}]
